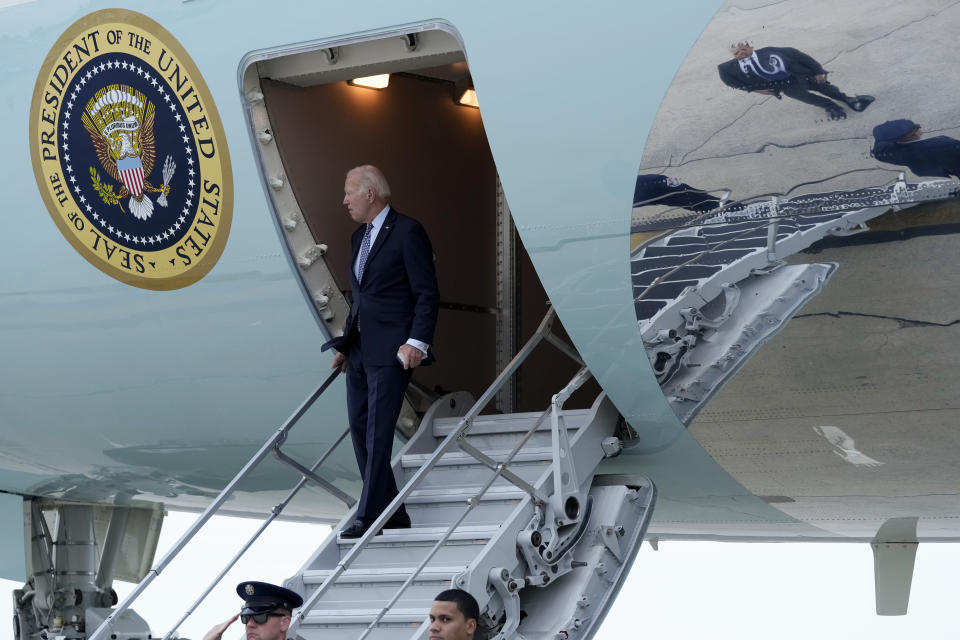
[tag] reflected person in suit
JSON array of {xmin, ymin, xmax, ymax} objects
[
  {"xmin": 634, "ymin": 174, "xmax": 721, "ymax": 213},
  {"xmin": 322, "ymin": 165, "xmax": 439, "ymax": 539},
  {"xmin": 872, "ymin": 119, "xmax": 960, "ymax": 179},
  {"xmin": 718, "ymin": 42, "xmax": 874, "ymax": 120}
]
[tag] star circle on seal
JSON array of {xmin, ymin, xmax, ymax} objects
[{"xmin": 30, "ymin": 9, "xmax": 233, "ymax": 290}]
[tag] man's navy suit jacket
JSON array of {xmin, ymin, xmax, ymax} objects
[
  {"xmin": 718, "ymin": 47, "xmax": 827, "ymax": 92},
  {"xmin": 873, "ymin": 137, "xmax": 960, "ymax": 180},
  {"xmin": 323, "ymin": 207, "xmax": 439, "ymax": 366}
]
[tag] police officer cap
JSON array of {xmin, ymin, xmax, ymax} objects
[
  {"xmin": 236, "ymin": 581, "xmax": 304, "ymax": 614},
  {"xmin": 873, "ymin": 119, "xmax": 920, "ymax": 143}
]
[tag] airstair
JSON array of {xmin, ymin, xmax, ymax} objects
[
  {"xmin": 631, "ymin": 175, "xmax": 960, "ymax": 424},
  {"xmin": 87, "ymin": 307, "xmax": 655, "ymax": 640}
]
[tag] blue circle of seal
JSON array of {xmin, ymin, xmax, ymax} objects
[{"xmin": 59, "ymin": 51, "xmax": 199, "ymax": 252}]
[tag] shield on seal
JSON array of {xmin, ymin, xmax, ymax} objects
[{"xmin": 117, "ymin": 155, "xmax": 146, "ymax": 198}]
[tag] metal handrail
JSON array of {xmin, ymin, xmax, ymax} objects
[
  {"xmin": 89, "ymin": 368, "xmax": 347, "ymax": 640},
  {"xmin": 634, "ymin": 221, "xmax": 788, "ymax": 303},
  {"xmin": 160, "ymin": 426, "xmax": 351, "ymax": 640},
  {"xmin": 357, "ymin": 365, "xmax": 593, "ymax": 640},
  {"xmin": 292, "ymin": 306, "xmax": 588, "ymax": 638}
]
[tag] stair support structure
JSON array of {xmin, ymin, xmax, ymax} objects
[
  {"xmin": 88, "ymin": 368, "xmax": 352, "ymax": 640},
  {"xmin": 288, "ymin": 307, "xmax": 657, "ymax": 640},
  {"xmin": 86, "ymin": 306, "xmax": 657, "ymax": 640}
]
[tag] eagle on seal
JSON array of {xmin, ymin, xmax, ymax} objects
[{"xmin": 81, "ymin": 85, "xmax": 170, "ymax": 221}]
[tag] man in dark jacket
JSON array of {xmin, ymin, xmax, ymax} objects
[
  {"xmin": 323, "ymin": 165, "xmax": 439, "ymax": 539},
  {"xmin": 872, "ymin": 119, "xmax": 960, "ymax": 179},
  {"xmin": 634, "ymin": 174, "xmax": 721, "ymax": 213},
  {"xmin": 718, "ymin": 42, "xmax": 874, "ymax": 120}
]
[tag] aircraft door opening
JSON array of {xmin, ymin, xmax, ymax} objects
[{"xmin": 243, "ymin": 26, "xmax": 597, "ymax": 425}]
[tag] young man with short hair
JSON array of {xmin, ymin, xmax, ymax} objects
[{"xmin": 428, "ymin": 588, "xmax": 480, "ymax": 640}]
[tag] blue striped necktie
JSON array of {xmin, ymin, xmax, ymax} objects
[{"xmin": 356, "ymin": 223, "xmax": 372, "ymax": 282}]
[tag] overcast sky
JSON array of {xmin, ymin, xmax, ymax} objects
[{"xmin": 2, "ymin": 511, "xmax": 958, "ymax": 639}]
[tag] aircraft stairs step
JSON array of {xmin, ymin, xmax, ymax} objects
[
  {"xmin": 285, "ymin": 389, "xmax": 656, "ymax": 640},
  {"xmin": 631, "ymin": 175, "xmax": 960, "ymax": 328},
  {"xmin": 85, "ymin": 307, "xmax": 656, "ymax": 640},
  {"xmin": 629, "ymin": 190, "xmax": 915, "ymax": 424}
]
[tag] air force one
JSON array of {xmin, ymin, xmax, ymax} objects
[{"xmin": 3, "ymin": 0, "xmax": 959, "ymax": 638}]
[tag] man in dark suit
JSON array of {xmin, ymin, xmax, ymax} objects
[
  {"xmin": 634, "ymin": 174, "xmax": 721, "ymax": 213},
  {"xmin": 718, "ymin": 42, "xmax": 874, "ymax": 120},
  {"xmin": 322, "ymin": 165, "xmax": 439, "ymax": 539},
  {"xmin": 872, "ymin": 119, "xmax": 960, "ymax": 179}
]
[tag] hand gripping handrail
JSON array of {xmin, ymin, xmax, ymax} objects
[
  {"xmin": 89, "ymin": 368, "xmax": 346, "ymax": 640},
  {"xmin": 290, "ymin": 305, "xmax": 590, "ymax": 640}
]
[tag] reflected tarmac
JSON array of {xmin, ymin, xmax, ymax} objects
[
  {"xmin": 627, "ymin": 0, "xmax": 960, "ymax": 537},
  {"xmin": 635, "ymin": 0, "xmax": 960, "ymax": 215}
]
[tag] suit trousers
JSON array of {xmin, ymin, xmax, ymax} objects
[
  {"xmin": 781, "ymin": 80, "xmax": 852, "ymax": 111},
  {"xmin": 345, "ymin": 336, "xmax": 412, "ymax": 524}
]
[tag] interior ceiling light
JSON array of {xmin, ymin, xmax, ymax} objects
[
  {"xmin": 349, "ymin": 74, "xmax": 390, "ymax": 90},
  {"xmin": 457, "ymin": 88, "xmax": 479, "ymax": 108}
]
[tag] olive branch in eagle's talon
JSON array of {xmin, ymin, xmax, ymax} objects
[{"xmin": 90, "ymin": 167, "xmax": 125, "ymax": 213}]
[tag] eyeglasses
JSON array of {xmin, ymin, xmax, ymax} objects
[{"xmin": 240, "ymin": 612, "xmax": 288, "ymax": 625}]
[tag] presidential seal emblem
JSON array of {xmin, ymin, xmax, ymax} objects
[{"xmin": 30, "ymin": 9, "xmax": 233, "ymax": 290}]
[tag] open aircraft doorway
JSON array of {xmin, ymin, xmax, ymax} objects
[{"xmin": 241, "ymin": 25, "xmax": 598, "ymax": 430}]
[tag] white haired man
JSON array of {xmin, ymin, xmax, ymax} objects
[{"xmin": 323, "ymin": 165, "xmax": 439, "ymax": 539}]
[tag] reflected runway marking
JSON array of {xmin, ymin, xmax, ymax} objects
[{"xmin": 814, "ymin": 425, "xmax": 885, "ymax": 467}]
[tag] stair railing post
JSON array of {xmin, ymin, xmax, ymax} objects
[
  {"xmin": 766, "ymin": 197, "xmax": 781, "ymax": 262},
  {"xmin": 160, "ymin": 425, "xmax": 351, "ymax": 640},
  {"xmin": 355, "ymin": 456, "xmax": 516, "ymax": 640},
  {"xmin": 292, "ymin": 309, "xmax": 563, "ymax": 636},
  {"xmin": 292, "ymin": 305, "xmax": 598, "ymax": 640},
  {"xmin": 87, "ymin": 369, "xmax": 342, "ymax": 640},
  {"xmin": 357, "ymin": 365, "xmax": 595, "ymax": 640},
  {"xmin": 364, "ymin": 367, "xmax": 600, "ymax": 640},
  {"xmin": 549, "ymin": 366, "xmax": 593, "ymax": 527}
]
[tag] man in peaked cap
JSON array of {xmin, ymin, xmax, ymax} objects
[
  {"xmin": 871, "ymin": 119, "xmax": 960, "ymax": 179},
  {"xmin": 202, "ymin": 581, "xmax": 304, "ymax": 640}
]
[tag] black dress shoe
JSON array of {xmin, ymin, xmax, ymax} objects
[
  {"xmin": 340, "ymin": 519, "xmax": 380, "ymax": 539},
  {"xmin": 384, "ymin": 511, "xmax": 412, "ymax": 530},
  {"xmin": 847, "ymin": 95, "xmax": 875, "ymax": 112}
]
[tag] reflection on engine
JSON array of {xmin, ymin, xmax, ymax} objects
[{"xmin": 631, "ymin": 0, "xmax": 960, "ymax": 423}]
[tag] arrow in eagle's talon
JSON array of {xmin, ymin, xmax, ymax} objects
[{"xmin": 158, "ymin": 154, "xmax": 176, "ymax": 207}]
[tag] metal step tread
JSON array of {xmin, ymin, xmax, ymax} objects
[
  {"xmin": 432, "ymin": 409, "xmax": 591, "ymax": 436},
  {"xmin": 401, "ymin": 447, "xmax": 553, "ymax": 468},
  {"xmin": 337, "ymin": 524, "xmax": 500, "ymax": 544},
  {"xmin": 303, "ymin": 566, "xmax": 465, "ymax": 584},
  {"xmin": 407, "ymin": 486, "xmax": 527, "ymax": 503},
  {"xmin": 302, "ymin": 608, "xmax": 426, "ymax": 624}
]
